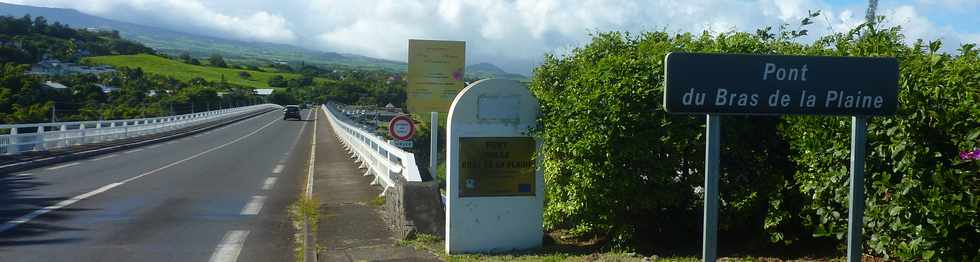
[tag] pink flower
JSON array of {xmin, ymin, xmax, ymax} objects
[
  {"xmin": 452, "ymin": 69, "xmax": 463, "ymax": 81},
  {"xmin": 960, "ymin": 149, "xmax": 980, "ymax": 161}
]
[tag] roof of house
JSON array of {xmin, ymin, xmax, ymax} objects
[
  {"xmin": 95, "ymin": 84, "xmax": 119, "ymax": 93},
  {"xmin": 43, "ymin": 81, "xmax": 69, "ymax": 89},
  {"xmin": 254, "ymin": 89, "xmax": 275, "ymax": 95}
]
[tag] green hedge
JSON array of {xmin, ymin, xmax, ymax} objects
[{"xmin": 530, "ymin": 22, "xmax": 978, "ymax": 260}]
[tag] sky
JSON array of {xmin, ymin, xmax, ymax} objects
[{"xmin": 5, "ymin": 0, "xmax": 979, "ymax": 75}]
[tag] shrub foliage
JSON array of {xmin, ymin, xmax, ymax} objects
[{"xmin": 530, "ymin": 20, "xmax": 978, "ymax": 260}]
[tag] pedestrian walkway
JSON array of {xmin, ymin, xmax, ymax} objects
[{"xmin": 312, "ymin": 109, "xmax": 439, "ymax": 262}]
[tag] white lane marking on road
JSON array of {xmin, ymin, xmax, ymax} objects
[
  {"xmin": 13, "ymin": 173, "xmax": 32, "ymax": 177},
  {"xmin": 46, "ymin": 162, "xmax": 79, "ymax": 171},
  {"xmin": 208, "ymin": 230, "xmax": 249, "ymax": 262},
  {"xmin": 91, "ymin": 154, "xmax": 119, "ymax": 161},
  {"xmin": 119, "ymin": 119, "xmax": 279, "ymax": 185},
  {"xmin": 240, "ymin": 196, "xmax": 266, "ymax": 215},
  {"xmin": 124, "ymin": 148, "xmax": 144, "ymax": 154},
  {"xmin": 262, "ymin": 177, "xmax": 277, "ymax": 190},
  {"xmin": 0, "ymin": 117, "xmax": 280, "ymax": 234},
  {"xmin": 167, "ymin": 141, "xmax": 177, "ymax": 145},
  {"xmin": 306, "ymin": 108, "xmax": 318, "ymax": 198},
  {"xmin": 147, "ymin": 144, "xmax": 161, "ymax": 149},
  {"xmin": 272, "ymin": 165, "xmax": 284, "ymax": 174},
  {"xmin": 0, "ymin": 182, "xmax": 122, "ymax": 233}
]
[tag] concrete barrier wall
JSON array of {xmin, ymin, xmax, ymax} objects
[{"xmin": 382, "ymin": 177, "xmax": 445, "ymax": 239}]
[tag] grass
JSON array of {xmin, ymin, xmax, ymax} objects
[
  {"xmin": 398, "ymin": 234, "xmax": 695, "ymax": 262},
  {"xmin": 288, "ymin": 196, "xmax": 320, "ymax": 262},
  {"xmin": 371, "ymin": 195, "xmax": 386, "ymax": 206},
  {"xmin": 82, "ymin": 54, "xmax": 332, "ymax": 88},
  {"xmin": 397, "ymin": 233, "xmax": 844, "ymax": 262}
]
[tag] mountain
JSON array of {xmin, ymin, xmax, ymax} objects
[
  {"xmin": 466, "ymin": 62, "xmax": 528, "ymax": 80},
  {"xmin": 0, "ymin": 2, "xmax": 405, "ymax": 71},
  {"xmin": 1, "ymin": 2, "xmax": 528, "ymax": 79}
]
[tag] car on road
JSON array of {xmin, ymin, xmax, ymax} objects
[{"xmin": 283, "ymin": 105, "xmax": 302, "ymax": 120}]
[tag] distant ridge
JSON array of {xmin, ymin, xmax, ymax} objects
[
  {"xmin": 0, "ymin": 1, "xmax": 528, "ymax": 79},
  {"xmin": 466, "ymin": 62, "xmax": 528, "ymax": 80},
  {"xmin": 0, "ymin": 2, "xmax": 404, "ymax": 70}
]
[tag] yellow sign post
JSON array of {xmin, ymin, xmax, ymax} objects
[
  {"xmin": 407, "ymin": 39, "xmax": 466, "ymax": 114},
  {"xmin": 458, "ymin": 137, "xmax": 536, "ymax": 197}
]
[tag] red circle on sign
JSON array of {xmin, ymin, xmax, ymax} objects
[{"xmin": 388, "ymin": 115, "xmax": 415, "ymax": 141}]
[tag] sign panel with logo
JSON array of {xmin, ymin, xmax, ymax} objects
[
  {"xmin": 407, "ymin": 39, "xmax": 466, "ymax": 114},
  {"xmin": 458, "ymin": 137, "xmax": 536, "ymax": 197}
]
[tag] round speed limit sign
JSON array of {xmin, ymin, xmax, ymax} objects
[{"xmin": 388, "ymin": 115, "xmax": 416, "ymax": 141}]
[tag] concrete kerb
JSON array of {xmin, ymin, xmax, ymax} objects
[{"xmin": 0, "ymin": 107, "xmax": 278, "ymax": 174}]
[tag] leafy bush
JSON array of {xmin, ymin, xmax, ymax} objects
[
  {"xmin": 779, "ymin": 25, "xmax": 980, "ymax": 260},
  {"xmin": 530, "ymin": 30, "xmax": 796, "ymax": 246},
  {"xmin": 530, "ymin": 20, "xmax": 979, "ymax": 260}
]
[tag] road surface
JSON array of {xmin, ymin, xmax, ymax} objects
[{"xmin": 0, "ymin": 109, "xmax": 315, "ymax": 262}]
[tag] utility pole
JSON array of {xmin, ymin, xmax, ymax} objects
[
  {"xmin": 51, "ymin": 103, "xmax": 56, "ymax": 123},
  {"xmin": 866, "ymin": 0, "xmax": 878, "ymax": 24}
]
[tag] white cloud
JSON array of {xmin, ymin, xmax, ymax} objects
[
  {"xmin": 305, "ymin": 0, "xmax": 831, "ymax": 69},
  {"xmin": 7, "ymin": 0, "xmax": 296, "ymax": 43},
  {"xmin": 881, "ymin": 5, "xmax": 978, "ymax": 48},
  {"xmin": 4, "ymin": 0, "xmax": 979, "ymax": 73}
]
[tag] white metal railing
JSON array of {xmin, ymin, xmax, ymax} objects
[
  {"xmin": 322, "ymin": 103, "xmax": 422, "ymax": 196},
  {"xmin": 0, "ymin": 104, "xmax": 279, "ymax": 155}
]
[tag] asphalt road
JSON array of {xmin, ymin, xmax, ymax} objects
[{"xmin": 0, "ymin": 108, "xmax": 315, "ymax": 262}]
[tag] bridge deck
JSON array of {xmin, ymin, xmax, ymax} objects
[{"xmin": 312, "ymin": 109, "xmax": 438, "ymax": 262}]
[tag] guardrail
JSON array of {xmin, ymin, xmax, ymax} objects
[
  {"xmin": 0, "ymin": 104, "xmax": 279, "ymax": 155},
  {"xmin": 321, "ymin": 103, "xmax": 423, "ymax": 196}
]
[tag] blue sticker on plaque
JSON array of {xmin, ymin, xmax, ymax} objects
[{"xmin": 518, "ymin": 183, "xmax": 532, "ymax": 193}]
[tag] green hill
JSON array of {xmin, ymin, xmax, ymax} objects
[{"xmin": 83, "ymin": 54, "xmax": 327, "ymax": 88}]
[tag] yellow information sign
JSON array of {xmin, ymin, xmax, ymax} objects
[
  {"xmin": 458, "ymin": 137, "xmax": 536, "ymax": 197},
  {"xmin": 407, "ymin": 39, "xmax": 466, "ymax": 114}
]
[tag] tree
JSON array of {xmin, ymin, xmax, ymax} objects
[
  {"xmin": 208, "ymin": 54, "xmax": 227, "ymax": 68},
  {"xmin": 179, "ymin": 52, "xmax": 192, "ymax": 63},
  {"xmin": 238, "ymin": 71, "xmax": 252, "ymax": 79},
  {"xmin": 32, "ymin": 16, "xmax": 47, "ymax": 34},
  {"xmin": 268, "ymin": 90, "xmax": 298, "ymax": 105},
  {"xmin": 268, "ymin": 75, "xmax": 287, "ymax": 87}
]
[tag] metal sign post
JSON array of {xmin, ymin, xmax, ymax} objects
[
  {"xmin": 431, "ymin": 112, "xmax": 438, "ymax": 176},
  {"xmin": 663, "ymin": 52, "xmax": 897, "ymax": 262},
  {"xmin": 703, "ymin": 114, "xmax": 721, "ymax": 261},
  {"xmin": 848, "ymin": 116, "xmax": 867, "ymax": 262}
]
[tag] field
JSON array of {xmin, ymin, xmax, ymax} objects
[{"xmin": 83, "ymin": 54, "xmax": 330, "ymax": 88}]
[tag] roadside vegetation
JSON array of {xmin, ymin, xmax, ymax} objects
[
  {"xmin": 400, "ymin": 233, "xmax": 657, "ymax": 262},
  {"xmin": 0, "ymin": 15, "xmax": 264, "ymax": 124},
  {"xmin": 529, "ymin": 14, "xmax": 978, "ymax": 261},
  {"xmin": 82, "ymin": 54, "xmax": 330, "ymax": 89},
  {"xmin": 0, "ymin": 14, "xmax": 409, "ymax": 125},
  {"xmin": 289, "ymin": 196, "xmax": 320, "ymax": 262}
]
